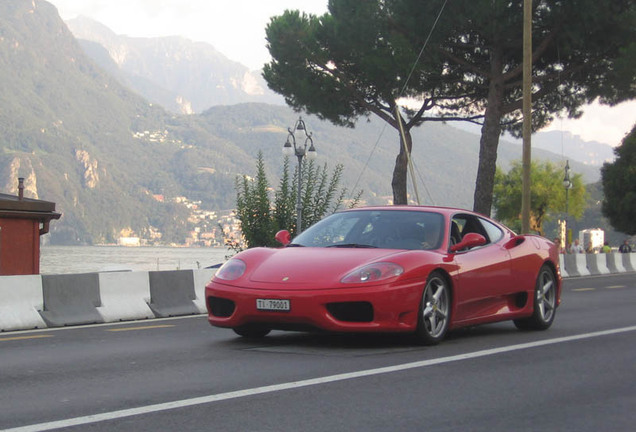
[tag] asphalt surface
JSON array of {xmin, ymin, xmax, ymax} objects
[{"xmin": 1, "ymin": 273, "xmax": 635, "ymax": 432}]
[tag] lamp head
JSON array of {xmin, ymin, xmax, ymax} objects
[
  {"xmin": 563, "ymin": 160, "xmax": 572, "ymax": 189},
  {"xmin": 306, "ymin": 140, "xmax": 317, "ymax": 159},
  {"xmin": 282, "ymin": 138, "xmax": 294, "ymax": 156}
]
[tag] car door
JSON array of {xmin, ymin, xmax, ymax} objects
[{"xmin": 450, "ymin": 214, "xmax": 513, "ymax": 324}]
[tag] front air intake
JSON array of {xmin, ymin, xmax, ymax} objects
[
  {"xmin": 208, "ymin": 296, "xmax": 235, "ymax": 317},
  {"xmin": 326, "ymin": 301, "xmax": 374, "ymax": 322}
]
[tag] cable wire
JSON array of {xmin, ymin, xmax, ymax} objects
[{"xmin": 350, "ymin": 0, "xmax": 449, "ymax": 204}]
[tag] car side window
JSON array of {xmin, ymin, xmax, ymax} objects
[
  {"xmin": 451, "ymin": 214, "xmax": 492, "ymax": 250},
  {"xmin": 479, "ymin": 218, "xmax": 503, "ymax": 243},
  {"xmin": 456, "ymin": 215, "xmax": 487, "ymax": 240}
]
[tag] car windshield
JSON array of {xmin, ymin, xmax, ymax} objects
[{"xmin": 291, "ymin": 210, "xmax": 444, "ymax": 250}]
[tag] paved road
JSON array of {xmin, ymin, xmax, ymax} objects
[{"xmin": 1, "ymin": 273, "xmax": 635, "ymax": 432}]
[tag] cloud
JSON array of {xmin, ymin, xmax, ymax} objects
[{"xmin": 544, "ymin": 100, "xmax": 636, "ymax": 147}]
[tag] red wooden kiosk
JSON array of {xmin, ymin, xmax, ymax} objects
[{"xmin": 0, "ymin": 178, "xmax": 61, "ymax": 275}]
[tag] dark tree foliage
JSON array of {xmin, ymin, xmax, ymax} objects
[
  {"xmin": 263, "ymin": 1, "xmax": 454, "ymax": 205},
  {"xmin": 264, "ymin": 0, "xmax": 635, "ymax": 214},
  {"xmin": 601, "ymin": 125, "xmax": 636, "ymax": 235},
  {"xmin": 396, "ymin": 0, "xmax": 635, "ymax": 215}
]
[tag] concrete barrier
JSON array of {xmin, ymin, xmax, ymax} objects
[
  {"xmin": 564, "ymin": 254, "xmax": 591, "ymax": 277},
  {"xmin": 622, "ymin": 253, "xmax": 635, "ymax": 272},
  {"xmin": 40, "ymin": 273, "xmax": 104, "ymax": 327},
  {"xmin": 0, "ymin": 275, "xmax": 47, "ymax": 331},
  {"xmin": 563, "ymin": 254, "xmax": 578, "ymax": 277},
  {"xmin": 96, "ymin": 271, "xmax": 155, "ymax": 322},
  {"xmin": 193, "ymin": 268, "xmax": 215, "ymax": 314},
  {"xmin": 606, "ymin": 253, "xmax": 626, "ymax": 274},
  {"xmin": 147, "ymin": 270, "xmax": 200, "ymax": 317},
  {"xmin": 586, "ymin": 253, "xmax": 610, "ymax": 275},
  {"xmin": 559, "ymin": 255, "xmax": 568, "ymax": 278}
]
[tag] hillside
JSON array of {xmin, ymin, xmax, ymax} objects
[
  {"xmin": 65, "ymin": 14, "xmax": 618, "ymax": 169},
  {"xmin": 65, "ymin": 16, "xmax": 283, "ymax": 114},
  {"xmin": 0, "ymin": 0, "xmax": 604, "ymax": 246},
  {"xmin": 0, "ymin": 0, "xmax": 251, "ymax": 244}
]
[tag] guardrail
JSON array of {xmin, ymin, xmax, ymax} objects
[
  {"xmin": 0, "ymin": 269, "xmax": 214, "ymax": 332},
  {"xmin": 1, "ymin": 254, "xmax": 634, "ymax": 332},
  {"xmin": 559, "ymin": 252, "xmax": 635, "ymax": 278}
]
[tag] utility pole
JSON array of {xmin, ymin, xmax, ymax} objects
[{"xmin": 521, "ymin": 0, "xmax": 532, "ymax": 233}]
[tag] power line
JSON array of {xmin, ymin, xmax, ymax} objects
[{"xmin": 351, "ymin": 0, "xmax": 449, "ymax": 204}]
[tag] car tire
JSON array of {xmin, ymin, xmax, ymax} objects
[
  {"xmin": 233, "ymin": 325, "xmax": 271, "ymax": 338},
  {"xmin": 415, "ymin": 271, "xmax": 451, "ymax": 345},
  {"xmin": 514, "ymin": 264, "xmax": 557, "ymax": 331}
]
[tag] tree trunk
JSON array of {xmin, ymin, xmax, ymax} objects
[
  {"xmin": 391, "ymin": 126, "xmax": 413, "ymax": 205},
  {"xmin": 473, "ymin": 54, "xmax": 505, "ymax": 216}
]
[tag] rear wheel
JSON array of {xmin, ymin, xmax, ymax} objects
[
  {"xmin": 233, "ymin": 325, "xmax": 271, "ymax": 338},
  {"xmin": 514, "ymin": 265, "xmax": 557, "ymax": 330},
  {"xmin": 415, "ymin": 271, "xmax": 451, "ymax": 345}
]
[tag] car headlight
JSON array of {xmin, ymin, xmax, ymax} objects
[
  {"xmin": 214, "ymin": 259, "xmax": 246, "ymax": 281},
  {"xmin": 341, "ymin": 262, "xmax": 404, "ymax": 283}
]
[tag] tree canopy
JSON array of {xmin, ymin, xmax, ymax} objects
[
  {"xmin": 264, "ymin": 0, "xmax": 635, "ymax": 214},
  {"xmin": 263, "ymin": 1, "xmax": 454, "ymax": 205},
  {"xmin": 396, "ymin": 0, "xmax": 634, "ymax": 215},
  {"xmin": 493, "ymin": 160, "xmax": 585, "ymax": 235},
  {"xmin": 601, "ymin": 125, "xmax": 636, "ymax": 235}
]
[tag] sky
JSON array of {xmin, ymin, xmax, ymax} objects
[{"xmin": 48, "ymin": 0, "xmax": 634, "ymax": 147}]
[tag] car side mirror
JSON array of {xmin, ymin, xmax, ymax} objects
[
  {"xmin": 275, "ymin": 230, "xmax": 291, "ymax": 246},
  {"xmin": 450, "ymin": 232, "xmax": 487, "ymax": 253}
]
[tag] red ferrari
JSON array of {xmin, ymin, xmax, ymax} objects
[{"xmin": 205, "ymin": 206, "xmax": 562, "ymax": 344}]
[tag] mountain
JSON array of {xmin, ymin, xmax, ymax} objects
[
  {"xmin": 0, "ymin": 0, "xmax": 254, "ymax": 244},
  {"xmin": 195, "ymin": 103, "xmax": 601, "ymax": 209},
  {"xmin": 67, "ymin": 16, "xmax": 619, "ymax": 168},
  {"xmin": 453, "ymin": 119, "xmax": 617, "ymax": 168},
  {"xmin": 528, "ymin": 130, "xmax": 616, "ymax": 166},
  {"xmin": 0, "ymin": 0, "xmax": 604, "ymax": 246},
  {"xmin": 65, "ymin": 16, "xmax": 283, "ymax": 114}
]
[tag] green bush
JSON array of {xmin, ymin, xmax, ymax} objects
[{"xmin": 231, "ymin": 151, "xmax": 362, "ymax": 250}]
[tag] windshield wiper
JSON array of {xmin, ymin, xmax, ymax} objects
[
  {"xmin": 286, "ymin": 243, "xmax": 305, "ymax": 247},
  {"xmin": 326, "ymin": 243, "xmax": 377, "ymax": 248}
]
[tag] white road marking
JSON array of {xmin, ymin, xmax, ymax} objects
[{"xmin": 4, "ymin": 325, "xmax": 636, "ymax": 432}]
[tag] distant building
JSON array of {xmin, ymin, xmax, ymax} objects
[
  {"xmin": 579, "ymin": 229, "xmax": 604, "ymax": 253},
  {"xmin": 118, "ymin": 237, "xmax": 141, "ymax": 247}
]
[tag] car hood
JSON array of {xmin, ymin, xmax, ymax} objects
[{"xmin": 247, "ymin": 247, "xmax": 404, "ymax": 286}]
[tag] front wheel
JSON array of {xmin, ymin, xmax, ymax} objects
[
  {"xmin": 414, "ymin": 271, "xmax": 451, "ymax": 345},
  {"xmin": 514, "ymin": 265, "xmax": 557, "ymax": 331}
]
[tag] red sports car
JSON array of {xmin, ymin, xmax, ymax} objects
[{"xmin": 205, "ymin": 206, "xmax": 561, "ymax": 344}]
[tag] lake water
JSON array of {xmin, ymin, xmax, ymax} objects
[{"xmin": 40, "ymin": 245, "xmax": 230, "ymax": 274}]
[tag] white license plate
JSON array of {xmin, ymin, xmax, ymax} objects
[{"xmin": 256, "ymin": 298, "xmax": 290, "ymax": 311}]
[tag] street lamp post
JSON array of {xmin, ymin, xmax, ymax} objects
[
  {"xmin": 563, "ymin": 160, "xmax": 573, "ymax": 246},
  {"xmin": 282, "ymin": 117, "xmax": 317, "ymax": 234}
]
